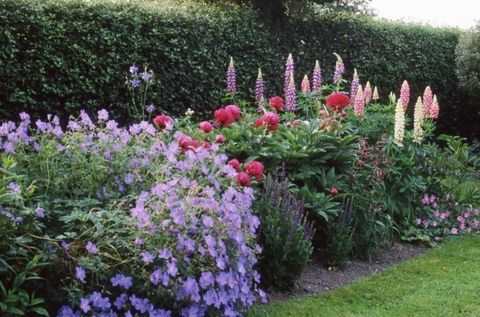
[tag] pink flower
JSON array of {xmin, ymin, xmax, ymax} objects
[
  {"xmin": 236, "ymin": 172, "xmax": 251, "ymax": 187},
  {"xmin": 423, "ymin": 86, "xmax": 433, "ymax": 116},
  {"xmin": 400, "ymin": 80, "xmax": 410, "ymax": 110},
  {"xmin": 199, "ymin": 121, "xmax": 213, "ymax": 133},
  {"xmin": 301, "ymin": 75, "xmax": 311, "ymax": 94},
  {"xmin": 268, "ymin": 96, "xmax": 284, "ymax": 112},
  {"xmin": 330, "ymin": 187, "xmax": 339, "ymax": 195},
  {"xmin": 451, "ymin": 227, "xmax": 458, "ymax": 235},
  {"xmin": 246, "ymin": 161, "xmax": 264, "ymax": 181},
  {"xmin": 153, "ymin": 115, "xmax": 173, "ymax": 130},
  {"xmin": 214, "ymin": 134, "xmax": 226, "ymax": 143},
  {"xmin": 214, "ymin": 108, "xmax": 234, "ymax": 127},
  {"xmin": 228, "ymin": 159, "xmax": 242, "ymax": 172},
  {"xmin": 225, "ymin": 104, "xmax": 242, "ymax": 121}
]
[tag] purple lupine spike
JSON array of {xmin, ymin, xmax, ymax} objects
[
  {"xmin": 226, "ymin": 56, "xmax": 236, "ymax": 93},
  {"xmin": 349, "ymin": 68, "xmax": 360, "ymax": 104},
  {"xmin": 284, "ymin": 53, "xmax": 294, "ymax": 98},
  {"xmin": 255, "ymin": 68, "xmax": 264, "ymax": 101},
  {"xmin": 333, "ymin": 53, "xmax": 345, "ymax": 84},
  {"xmin": 285, "ymin": 76, "xmax": 297, "ymax": 112},
  {"xmin": 312, "ymin": 60, "xmax": 323, "ymax": 92}
]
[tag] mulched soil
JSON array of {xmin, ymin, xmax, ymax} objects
[{"xmin": 268, "ymin": 242, "xmax": 428, "ymax": 301}]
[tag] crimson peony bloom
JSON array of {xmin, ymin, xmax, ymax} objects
[
  {"xmin": 262, "ymin": 112, "xmax": 280, "ymax": 131},
  {"xmin": 214, "ymin": 108, "xmax": 234, "ymax": 127},
  {"xmin": 236, "ymin": 172, "xmax": 251, "ymax": 187},
  {"xmin": 228, "ymin": 159, "xmax": 242, "ymax": 171},
  {"xmin": 214, "ymin": 134, "xmax": 226, "ymax": 143},
  {"xmin": 326, "ymin": 93, "xmax": 350, "ymax": 112},
  {"xmin": 268, "ymin": 96, "xmax": 284, "ymax": 112},
  {"xmin": 179, "ymin": 136, "xmax": 199, "ymax": 153},
  {"xmin": 330, "ymin": 187, "xmax": 339, "ymax": 195},
  {"xmin": 254, "ymin": 118, "xmax": 264, "ymax": 128},
  {"xmin": 199, "ymin": 121, "xmax": 213, "ymax": 133},
  {"xmin": 153, "ymin": 115, "xmax": 173, "ymax": 130},
  {"xmin": 246, "ymin": 161, "xmax": 264, "ymax": 181},
  {"xmin": 225, "ymin": 104, "xmax": 242, "ymax": 121}
]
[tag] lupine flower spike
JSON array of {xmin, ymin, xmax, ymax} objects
[
  {"xmin": 354, "ymin": 85, "xmax": 365, "ymax": 116},
  {"xmin": 226, "ymin": 56, "xmax": 236, "ymax": 93},
  {"xmin": 413, "ymin": 96, "xmax": 424, "ymax": 143},
  {"xmin": 400, "ymin": 80, "xmax": 410, "ymax": 111},
  {"xmin": 301, "ymin": 75, "xmax": 311, "ymax": 94},
  {"xmin": 389, "ymin": 92, "xmax": 397, "ymax": 105},
  {"xmin": 364, "ymin": 81, "xmax": 372, "ymax": 104},
  {"xmin": 333, "ymin": 53, "xmax": 345, "ymax": 84},
  {"xmin": 430, "ymin": 94, "xmax": 440, "ymax": 119},
  {"xmin": 423, "ymin": 86, "xmax": 433, "ymax": 117},
  {"xmin": 255, "ymin": 68, "xmax": 264, "ymax": 101},
  {"xmin": 394, "ymin": 99, "xmax": 405, "ymax": 146},
  {"xmin": 285, "ymin": 76, "xmax": 297, "ymax": 112},
  {"xmin": 350, "ymin": 69, "xmax": 360, "ymax": 103},
  {"xmin": 372, "ymin": 86, "xmax": 380, "ymax": 101},
  {"xmin": 312, "ymin": 60, "xmax": 323, "ymax": 92},
  {"xmin": 284, "ymin": 53, "xmax": 294, "ymax": 98}
]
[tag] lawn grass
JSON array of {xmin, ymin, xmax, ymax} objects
[{"xmin": 248, "ymin": 235, "xmax": 480, "ymax": 317}]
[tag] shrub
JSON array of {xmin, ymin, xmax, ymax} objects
[
  {"xmin": 253, "ymin": 174, "xmax": 314, "ymax": 291},
  {"xmin": 0, "ymin": 0, "xmax": 471, "ymax": 138}
]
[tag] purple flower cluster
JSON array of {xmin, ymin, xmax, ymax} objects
[
  {"xmin": 285, "ymin": 77, "xmax": 297, "ymax": 112},
  {"xmin": 226, "ymin": 57, "xmax": 236, "ymax": 94},
  {"xmin": 284, "ymin": 53, "xmax": 294, "ymax": 99},
  {"xmin": 255, "ymin": 69, "xmax": 264, "ymax": 101},
  {"xmin": 333, "ymin": 53, "xmax": 345, "ymax": 84},
  {"xmin": 312, "ymin": 60, "xmax": 323, "ymax": 92}
]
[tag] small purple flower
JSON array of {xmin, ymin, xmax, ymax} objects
[
  {"xmin": 111, "ymin": 274, "xmax": 133, "ymax": 290},
  {"xmin": 141, "ymin": 251, "xmax": 155, "ymax": 264},
  {"xmin": 124, "ymin": 173, "xmax": 135, "ymax": 185},
  {"xmin": 7, "ymin": 182, "xmax": 20, "ymax": 194},
  {"xmin": 86, "ymin": 241, "xmax": 98, "ymax": 254},
  {"xmin": 80, "ymin": 298, "xmax": 91, "ymax": 313},
  {"xmin": 141, "ymin": 70, "xmax": 153, "ymax": 81},
  {"xmin": 61, "ymin": 241, "xmax": 71, "ymax": 250},
  {"xmin": 135, "ymin": 237, "xmax": 145, "ymax": 246},
  {"xmin": 146, "ymin": 104, "xmax": 155, "ymax": 113},
  {"xmin": 451, "ymin": 227, "xmax": 458, "ymax": 235},
  {"xmin": 114, "ymin": 294, "xmax": 129, "ymax": 310},
  {"xmin": 35, "ymin": 206, "xmax": 45, "ymax": 219},
  {"xmin": 97, "ymin": 109, "xmax": 109, "ymax": 121},
  {"xmin": 130, "ymin": 78, "xmax": 141, "ymax": 88},
  {"xmin": 75, "ymin": 266, "xmax": 86, "ymax": 283},
  {"xmin": 129, "ymin": 65, "xmax": 139, "ymax": 74}
]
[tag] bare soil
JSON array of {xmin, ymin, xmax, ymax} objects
[{"xmin": 268, "ymin": 242, "xmax": 428, "ymax": 301}]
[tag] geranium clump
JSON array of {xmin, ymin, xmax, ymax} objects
[{"xmin": 326, "ymin": 92, "xmax": 350, "ymax": 112}]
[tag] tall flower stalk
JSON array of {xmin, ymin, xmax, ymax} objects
[
  {"xmin": 372, "ymin": 86, "xmax": 380, "ymax": 101},
  {"xmin": 394, "ymin": 99, "xmax": 405, "ymax": 146},
  {"xmin": 226, "ymin": 56, "xmax": 236, "ymax": 94},
  {"xmin": 284, "ymin": 53, "xmax": 294, "ymax": 98},
  {"xmin": 413, "ymin": 96, "xmax": 424, "ymax": 143},
  {"xmin": 364, "ymin": 81, "xmax": 372, "ymax": 104},
  {"xmin": 333, "ymin": 53, "xmax": 345, "ymax": 85},
  {"xmin": 430, "ymin": 94, "xmax": 440, "ymax": 119},
  {"xmin": 301, "ymin": 75, "xmax": 311, "ymax": 94},
  {"xmin": 423, "ymin": 86, "xmax": 433, "ymax": 116},
  {"xmin": 285, "ymin": 76, "xmax": 297, "ymax": 112},
  {"xmin": 354, "ymin": 85, "xmax": 365, "ymax": 116},
  {"xmin": 255, "ymin": 68, "xmax": 264, "ymax": 101},
  {"xmin": 400, "ymin": 80, "xmax": 410, "ymax": 110},
  {"xmin": 312, "ymin": 60, "xmax": 323, "ymax": 93},
  {"xmin": 350, "ymin": 69, "xmax": 360, "ymax": 103}
]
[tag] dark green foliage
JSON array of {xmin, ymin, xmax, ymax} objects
[
  {"xmin": 0, "ymin": 0, "xmax": 468, "ymax": 137},
  {"xmin": 254, "ymin": 175, "xmax": 314, "ymax": 291}
]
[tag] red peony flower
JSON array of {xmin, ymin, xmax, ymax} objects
[
  {"xmin": 262, "ymin": 112, "xmax": 280, "ymax": 131},
  {"xmin": 214, "ymin": 108, "xmax": 234, "ymax": 127},
  {"xmin": 254, "ymin": 118, "xmax": 264, "ymax": 128},
  {"xmin": 179, "ymin": 136, "xmax": 199, "ymax": 152},
  {"xmin": 268, "ymin": 96, "xmax": 284, "ymax": 112},
  {"xmin": 330, "ymin": 187, "xmax": 339, "ymax": 195},
  {"xmin": 236, "ymin": 172, "xmax": 251, "ymax": 187},
  {"xmin": 246, "ymin": 160, "xmax": 264, "ymax": 181},
  {"xmin": 228, "ymin": 159, "xmax": 242, "ymax": 171},
  {"xmin": 225, "ymin": 104, "xmax": 242, "ymax": 121},
  {"xmin": 199, "ymin": 121, "xmax": 213, "ymax": 133},
  {"xmin": 214, "ymin": 134, "xmax": 226, "ymax": 143},
  {"xmin": 153, "ymin": 115, "xmax": 173, "ymax": 130},
  {"xmin": 326, "ymin": 93, "xmax": 350, "ymax": 112}
]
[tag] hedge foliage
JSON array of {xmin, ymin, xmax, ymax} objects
[{"xmin": 1, "ymin": 0, "xmax": 475, "ymax": 137}]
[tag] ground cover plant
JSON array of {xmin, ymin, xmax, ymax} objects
[{"xmin": 1, "ymin": 50, "xmax": 479, "ymax": 316}]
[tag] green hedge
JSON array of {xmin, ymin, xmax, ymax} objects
[{"xmin": 1, "ymin": 0, "xmax": 473, "ymax": 137}]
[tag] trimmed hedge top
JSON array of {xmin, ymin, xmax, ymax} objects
[{"xmin": 1, "ymin": 0, "xmax": 473, "ymax": 137}]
